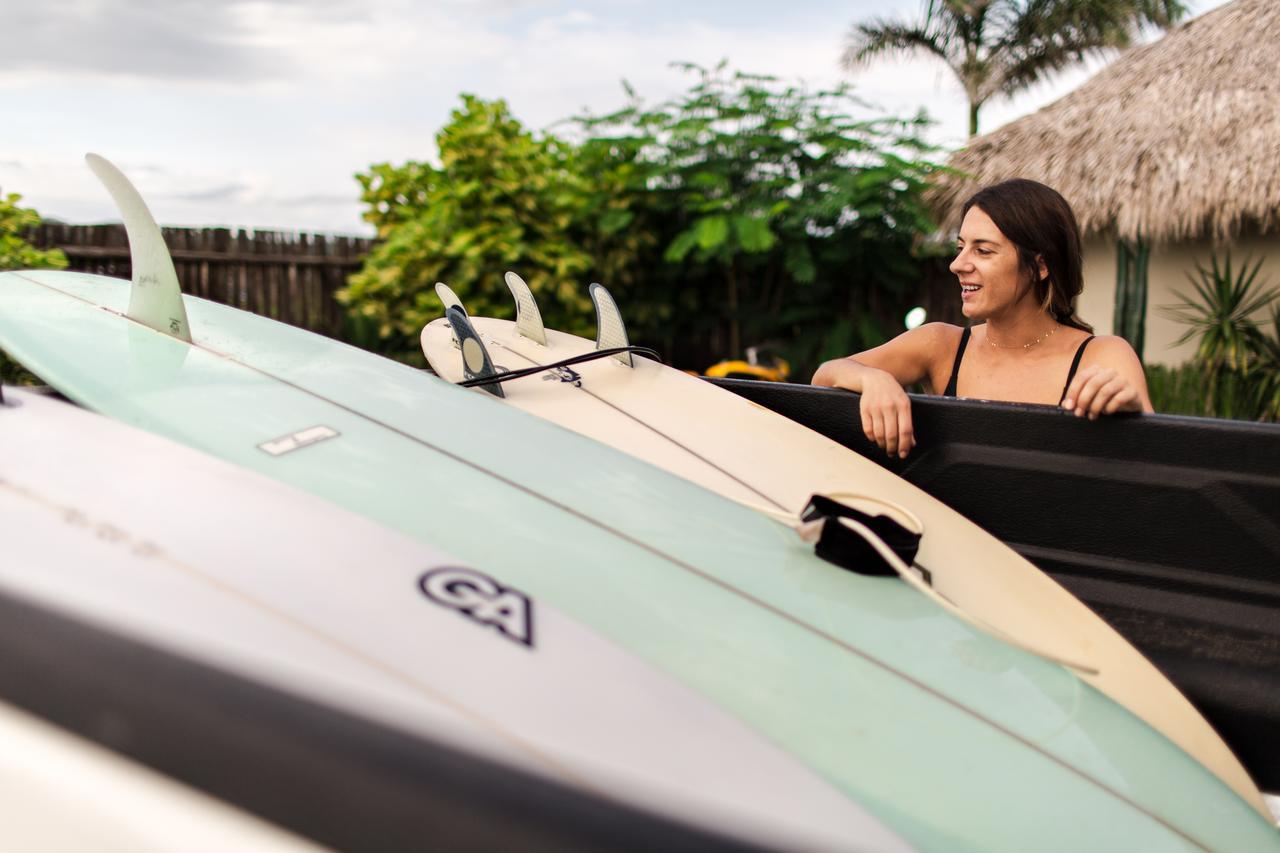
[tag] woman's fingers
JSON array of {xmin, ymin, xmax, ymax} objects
[
  {"xmin": 863, "ymin": 404, "xmax": 907, "ymax": 456},
  {"xmin": 878, "ymin": 408, "xmax": 899, "ymax": 456},
  {"xmin": 868, "ymin": 407, "xmax": 886, "ymax": 450},
  {"xmin": 1064, "ymin": 366, "xmax": 1141, "ymax": 419},
  {"xmin": 858, "ymin": 374, "xmax": 914, "ymax": 456},
  {"xmin": 1061, "ymin": 365, "xmax": 1100, "ymax": 412},
  {"xmin": 1104, "ymin": 384, "xmax": 1139, "ymax": 414},
  {"xmin": 895, "ymin": 399, "xmax": 915, "ymax": 459},
  {"xmin": 1069, "ymin": 367, "xmax": 1111, "ymax": 417},
  {"xmin": 1086, "ymin": 375, "xmax": 1126, "ymax": 419}
]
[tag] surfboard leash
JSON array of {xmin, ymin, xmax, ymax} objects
[
  {"xmin": 458, "ymin": 346, "xmax": 662, "ymax": 388},
  {"xmin": 739, "ymin": 491, "xmax": 1099, "ymax": 676}
]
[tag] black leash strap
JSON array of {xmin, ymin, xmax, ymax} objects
[
  {"xmin": 801, "ymin": 494, "xmax": 925, "ymax": 581},
  {"xmin": 458, "ymin": 346, "xmax": 662, "ymax": 388}
]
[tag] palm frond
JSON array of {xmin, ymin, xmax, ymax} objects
[{"xmin": 841, "ymin": 22, "xmax": 951, "ymax": 71}]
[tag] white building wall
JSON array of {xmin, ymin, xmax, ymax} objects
[{"xmin": 1080, "ymin": 234, "xmax": 1280, "ymax": 366}]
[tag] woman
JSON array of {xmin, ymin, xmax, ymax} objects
[{"xmin": 812, "ymin": 179, "xmax": 1152, "ymax": 459}]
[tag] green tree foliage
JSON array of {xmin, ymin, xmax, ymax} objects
[
  {"xmin": 339, "ymin": 96, "xmax": 607, "ymax": 364},
  {"xmin": 574, "ymin": 63, "xmax": 941, "ymax": 372},
  {"xmin": 344, "ymin": 67, "xmax": 942, "ymax": 374},
  {"xmin": 843, "ymin": 0, "xmax": 1187, "ymax": 136},
  {"xmin": 1, "ymin": 192, "xmax": 67, "ymax": 384}
]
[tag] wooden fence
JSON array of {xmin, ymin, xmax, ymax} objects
[{"xmin": 29, "ymin": 223, "xmax": 374, "ymax": 338}]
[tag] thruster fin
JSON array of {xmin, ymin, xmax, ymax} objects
[
  {"xmin": 504, "ymin": 272, "xmax": 547, "ymax": 346},
  {"xmin": 436, "ymin": 282, "xmax": 466, "ymax": 348},
  {"xmin": 589, "ymin": 283, "xmax": 632, "ymax": 367},
  {"xmin": 435, "ymin": 282, "xmax": 466, "ymax": 316},
  {"xmin": 84, "ymin": 153, "xmax": 192, "ymax": 343},
  {"xmin": 445, "ymin": 305, "xmax": 505, "ymax": 398}
]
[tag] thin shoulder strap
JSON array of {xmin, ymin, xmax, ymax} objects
[
  {"xmin": 1058, "ymin": 336, "xmax": 1096, "ymax": 405},
  {"xmin": 943, "ymin": 326, "xmax": 971, "ymax": 397}
]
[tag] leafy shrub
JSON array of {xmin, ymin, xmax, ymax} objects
[
  {"xmin": 338, "ymin": 96, "xmax": 604, "ymax": 365},
  {"xmin": 1145, "ymin": 362, "xmax": 1260, "ymax": 420},
  {"xmin": 342, "ymin": 65, "xmax": 943, "ymax": 374},
  {"xmin": 572, "ymin": 62, "xmax": 942, "ymax": 373},
  {"xmin": 1, "ymin": 193, "xmax": 67, "ymax": 385}
]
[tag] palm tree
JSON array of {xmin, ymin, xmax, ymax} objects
[{"xmin": 843, "ymin": 0, "xmax": 1187, "ymax": 137}]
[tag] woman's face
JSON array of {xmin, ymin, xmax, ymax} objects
[{"xmin": 949, "ymin": 206, "xmax": 1038, "ymax": 320}]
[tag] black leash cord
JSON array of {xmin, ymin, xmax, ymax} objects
[{"xmin": 458, "ymin": 346, "xmax": 663, "ymax": 388}]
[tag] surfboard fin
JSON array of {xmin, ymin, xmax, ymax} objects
[
  {"xmin": 84, "ymin": 154, "xmax": 192, "ymax": 343},
  {"xmin": 589, "ymin": 283, "xmax": 632, "ymax": 367},
  {"xmin": 436, "ymin": 283, "xmax": 466, "ymax": 349},
  {"xmin": 504, "ymin": 272, "xmax": 548, "ymax": 346},
  {"xmin": 435, "ymin": 282, "xmax": 466, "ymax": 316},
  {"xmin": 445, "ymin": 305, "xmax": 505, "ymax": 398}
]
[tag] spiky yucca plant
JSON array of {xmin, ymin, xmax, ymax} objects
[
  {"xmin": 1251, "ymin": 303, "xmax": 1280, "ymax": 422},
  {"xmin": 1161, "ymin": 253, "xmax": 1279, "ymax": 420}
]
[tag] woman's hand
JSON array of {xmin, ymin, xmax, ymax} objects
[
  {"xmin": 812, "ymin": 328, "xmax": 942, "ymax": 459},
  {"xmin": 1061, "ymin": 365, "xmax": 1144, "ymax": 419},
  {"xmin": 859, "ymin": 368, "xmax": 916, "ymax": 458}
]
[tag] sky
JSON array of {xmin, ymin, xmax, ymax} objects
[{"xmin": 0, "ymin": 0, "xmax": 1231, "ymax": 236}]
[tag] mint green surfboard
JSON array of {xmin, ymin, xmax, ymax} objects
[{"xmin": 0, "ymin": 157, "xmax": 1275, "ymax": 851}]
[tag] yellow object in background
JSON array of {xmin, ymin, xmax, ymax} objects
[{"xmin": 705, "ymin": 346, "xmax": 790, "ymax": 382}]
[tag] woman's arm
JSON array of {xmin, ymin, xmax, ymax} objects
[
  {"xmin": 1061, "ymin": 336, "xmax": 1155, "ymax": 417},
  {"xmin": 811, "ymin": 324, "xmax": 952, "ymax": 458}
]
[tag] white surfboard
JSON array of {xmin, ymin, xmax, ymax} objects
[
  {"xmin": 0, "ymin": 699, "xmax": 323, "ymax": 853},
  {"xmin": 422, "ymin": 281, "xmax": 1268, "ymax": 820},
  {"xmin": 0, "ymin": 387, "xmax": 906, "ymax": 853}
]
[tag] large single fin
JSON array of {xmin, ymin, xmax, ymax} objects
[
  {"xmin": 504, "ymin": 272, "xmax": 548, "ymax": 346},
  {"xmin": 84, "ymin": 153, "xmax": 192, "ymax": 342},
  {"xmin": 589, "ymin": 283, "xmax": 632, "ymax": 367},
  {"xmin": 445, "ymin": 305, "xmax": 505, "ymax": 398}
]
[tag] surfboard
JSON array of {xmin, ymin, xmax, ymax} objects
[
  {"xmin": 0, "ymin": 386, "xmax": 901, "ymax": 852},
  {"xmin": 0, "ymin": 155, "xmax": 1274, "ymax": 849},
  {"xmin": 421, "ymin": 274, "xmax": 1272, "ymax": 823},
  {"xmin": 0, "ymin": 698, "xmax": 322, "ymax": 853}
]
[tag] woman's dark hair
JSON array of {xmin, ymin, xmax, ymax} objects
[{"xmin": 962, "ymin": 179, "xmax": 1092, "ymax": 333}]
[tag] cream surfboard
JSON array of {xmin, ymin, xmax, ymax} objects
[
  {"xmin": 422, "ymin": 275, "xmax": 1269, "ymax": 821},
  {"xmin": 0, "ymin": 386, "xmax": 905, "ymax": 852}
]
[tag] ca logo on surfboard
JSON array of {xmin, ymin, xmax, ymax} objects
[{"xmin": 418, "ymin": 567, "xmax": 535, "ymax": 648}]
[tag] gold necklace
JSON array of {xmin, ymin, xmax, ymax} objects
[{"xmin": 986, "ymin": 323, "xmax": 1059, "ymax": 350}]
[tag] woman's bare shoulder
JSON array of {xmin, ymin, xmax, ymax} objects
[
  {"xmin": 1081, "ymin": 334, "xmax": 1143, "ymax": 363},
  {"xmin": 868, "ymin": 323, "xmax": 961, "ymax": 360},
  {"xmin": 914, "ymin": 322, "xmax": 965, "ymax": 358}
]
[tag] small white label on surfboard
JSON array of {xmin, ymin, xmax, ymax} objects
[
  {"xmin": 257, "ymin": 425, "xmax": 339, "ymax": 456},
  {"xmin": 419, "ymin": 566, "xmax": 535, "ymax": 648},
  {"xmin": 504, "ymin": 271, "xmax": 548, "ymax": 346},
  {"xmin": 589, "ymin": 283, "xmax": 632, "ymax": 366}
]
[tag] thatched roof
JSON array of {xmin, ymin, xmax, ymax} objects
[{"xmin": 929, "ymin": 0, "xmax": 1280, "ymax": 244}]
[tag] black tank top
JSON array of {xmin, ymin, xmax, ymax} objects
[{"xmin": 942, "ymin": 327, "xmax": 1094, "ymax": 405}]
